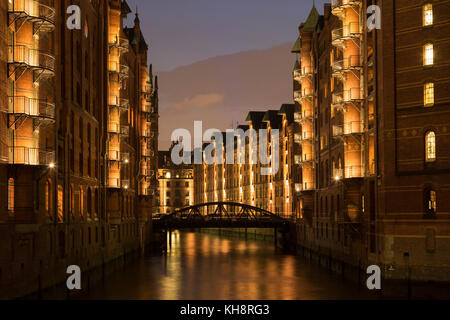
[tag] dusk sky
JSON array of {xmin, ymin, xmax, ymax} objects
[
  {"xmin": 124, "ymin": 0, "xmax": 329, "ymax": 149},
  {"xmin": 125, "ymin": 0, "xmax": 329, "ymax": 72}
]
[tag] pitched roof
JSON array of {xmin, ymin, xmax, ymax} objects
[
  {"xmin": 291, "ymin": 37, "xmax": 301, "ymax": 53},
  {"xmin": 262, "ymin": 110, "xmax": 283, "ymax": 129},
  {"xmin": 303, "ymin": 3, "xmax": 320, "ymax": 30},
  {"xmin": 245, "ymin": 111, "xmax": 267, "ymax": 130},
  {"xmin": 278, "ymin": 104, "xmax": 295, "ymax": 124}
]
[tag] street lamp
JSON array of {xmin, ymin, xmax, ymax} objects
[{"xmin": 49, "ymin": 162, "xmax": 55, "ymax": 169}]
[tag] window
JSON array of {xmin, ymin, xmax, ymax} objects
[
  {"xmin": 45, "ymin": 180, "xmax": 51, "ymax": 213},
  {"xmin": 424, "ymin": 82, "xmax": 434, "ymax": 106},
  {"xmin": 8, "ymin": 178, "xmax": 14, "ymax": 212},
  {"xmin": 423, "ymin": 43, "xmax": 434, "ymax": 66},
  {"xmin": 426, "ymin": 131, "xmax": 436, "ymax": 162},
  {"xmin": 423, "ymin": 4, "xmax": 433, "ymax": 26},
  {"xmin": 425, "ymin": 189, "xmax": 437, "ymax": 215}
]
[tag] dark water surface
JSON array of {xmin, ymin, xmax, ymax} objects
[{"xmin": 78, "ymin": 231, "xmax": 379, "ymax": 300}]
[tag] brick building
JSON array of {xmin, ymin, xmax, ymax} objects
[
  {"xmin": 156, "ymin": 147, "xmax": 194, "ymax": 214},
  {"xmin": 193, "ymin": 105, "xmax": 299, "ymax": 216},
  {"xmin": 293, "ymin": 1, "xmax": 450, "ymax": 282},
  {"xmin": 0, "ymin": 0, "xmax": 159, "ymax": 298}
]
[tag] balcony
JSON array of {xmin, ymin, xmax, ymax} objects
[
  {"xmin": 331, "ymin": 88, "xmax": 363, "ymax": 109},
  {"xmin": 8, "ymin": 0, "xmax": 56, "ymax": 33},
  {"xmin": 8, "ymin": 45, "xmax": 55, "ymax": 78},
  {"xmin": 331, "ymin": 22, "xmax": 361, "ymax": 47},
  {"xmin": 8, "ymin": 146, "xmax": 54, "ymax": 166},
  {"xmin": 294, "ymin": 88, "xmax": 313, "ymax": 103},
  {"xmin": 295, "ymin": 153, "xmax": 314, "ymax": 166},
  {"xmin": 295, "ymin": 66, "xmax": 313, "ymax": 82},
  {"xmin": 109, "ymin": 95, "xmax": 129, "ymax": 111},
  {"xmin": 331, "ymin": 0, "xmax": 362, "ymax": 18},
  {"xmin": 345, "ymin": 165, "xmax": 363, "ymax": 178},
  {"xmin": 108, "ymin": 62, "xmax": 129, "ymax": 80},
  {"xmin": 8, "ymin": 96, "xmax": 55, "ymax": 121},
  {"xmin": 141, "ymin": 129, "xmax": 154, "ymax": 138},
  {"xmin": 294, "ymin": 131, "xmax": 313, "ymax": 144},
  {"xmin": 332, "ymin": 55, "xmax": 362, "ymax": 78},
  {"xmin": 108, "ymin": 150, "xmax": 120, "ymax": 161},
  {"xmin": 108, "ymin": 178, "xmax": 120, "ymax": 189},
  {"xmin": 332, "ymin": 121, "xmax": 364, "ymax": 138},
  {"xmin": 142, "ymin": 104, "xmax": 152, "ymax": 113},
  {"xmin": 108, "ymin": 34, "xmax": 129, "ymax": 53},
  {"xmin": 141, "ymin": 149, "xmax": 155, "ymax": 158},
  {"xmin": 295, "ymin": 182, "xmax": 314, "ymax": 192}
]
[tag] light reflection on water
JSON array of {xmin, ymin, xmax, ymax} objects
[{"xmin": 80, "ymin": 230, "xmax": 378, "ymax": 300}]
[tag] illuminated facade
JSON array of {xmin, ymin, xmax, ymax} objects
[
  {"xmin": 157, "ymin": 149, "xmax": 193, "ymax": 214},
  {"xmin": 293, "ymin": 1, "xmax": 450, "ymax": 282},
  {"xmin": 193, "ymin": 105, "xmax": 298, "ymax": 216},
  {"xmin": 0, "ymin": 0, "xmax": 159, "ymax": 298}
]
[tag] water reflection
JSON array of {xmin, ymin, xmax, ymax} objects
[{"xmin": 80, "ymin": 230, "xmax": 378, "ymax": 300}]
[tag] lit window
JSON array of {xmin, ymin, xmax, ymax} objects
[
  {"xmin": 423, "ymin": 4, "xmax": 433, "ymax": 26},
  {"xmin": 8, "ymin": 178, "xmax": 14, "ymax": 212},
  {"xmin": 426, "ymin": 131, "xmax": 436, "ymax": 162},
  {"xmin": 424, "ymin": 82, "xmax": 434, "ymax": 106},
  {"xmin": 423, "ymin": 43, "xmax": 434, "ymax": 66},
  {"xmin": 428, "ymin": 190, "xmax": 437, "ymax": 213}
]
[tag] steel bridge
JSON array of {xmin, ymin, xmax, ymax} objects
[{"xmin": 152, "ymin": 202, "xmax": 290, "ymax": 230}]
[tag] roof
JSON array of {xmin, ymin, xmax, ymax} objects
[
  {"xmin": 262, "ymin": 110, "xmax": 283, "ymax": 129},
  {"xmin": 278, "ymin": 104, "xmax": 295, "ymax": 124},
  {"xmin": 291, "ymin": 37, "xmax": 301, "ymax": 53},
  {"xmin": 245, "ymin": 111, "xmax": 267, "ymax": 130},
  {"xmin": 303, "ymin": 3, "xmax": 320, "ymax": 30}
]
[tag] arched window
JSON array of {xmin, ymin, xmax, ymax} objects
[
  {"xmin": 8, "ymin": 178, "xmax": 14, "ymax": 212},
  {"xmin": 425, "ymin": 131, "xmax": 436, "ymax": 162}
]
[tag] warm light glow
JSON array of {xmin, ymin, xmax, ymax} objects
[
  {"xmin": 424, "ymin": 43, "xmax": 434, "ymax": 66},
  {"xmin": 423, "ymin": 4, "xmax": 433, "ymax": 26},
  {"xmin": 49, "ymin": 162, "xmax": 55, "ymax": 169},
  {"xmin": 426, "ymin": 131, "xmax": 436, "ymax": 162},
  {"xmin": 335, "ymin": 176, "xmax": 341, "ymax": 181},
  {"xmin": 166, "ymin": 172, "xmax": 171, "ymax": 179},
  {"xmin": 424, "ymin": 82, "xmax": 434, "ymax": 106}
]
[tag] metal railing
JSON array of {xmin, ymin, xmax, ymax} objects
[
  {"xmin": 345, "ymin": 165, "xmax": 363, "ymax": 178},
  {"xmin": 332, "ymin": 22, "xmax": 361, "ymax": 44},
  {"xmin": 8, "ymin": 146, "xmax": 54, "ymax": 165},
  {"xmin": 331, "ymin": 0, "xmax": 362, "ymax": 10},
  {"xmin": 295, "ymin": 153, "xmax": 314, "ymax": 165},
  {"xmin": 108, "ymin": 34, "xmax": 129, "ymax": 51},
  {"xmin": 333, "ymin": 121, "xmax": 363, "ymax": 136},
  {"xmin": 108, "ymin": 178, "xmax": 120, "ymax": 188},
  {"xmin": 332, "ymin": 88, "xmax": 362, "ymax": 107},
  {"xmin": 108, "ymin": 150, "xmax": 120, "ymax": 161},
  {"xmin": 109, "ymin": 95, "xmax": 129, "ymax": 109},
  {"xmin": 108, "ymin": 62, "xmax": 129, "ymax": 77},
  {"xmin": 9, "ymin": 0, "xmax": 56, "ymax": 28},
  {"xmin": 8, "ymin": 96, "xmax": 55, "ymax": 119},
  {"xmin": 332, "ymin": 55, "xmax": 361, "ymax": 73},
  {"xmin": 8, "ymin": 45, "xmax": 55, "ymax": 72}
]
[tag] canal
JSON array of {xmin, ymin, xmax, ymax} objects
[{"xmin": 75, "ymin": 230, "xmax": 379, "ymax": 300}]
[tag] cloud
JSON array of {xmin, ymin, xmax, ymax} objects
[{"xmin": 173, "ymin": 93, "xmax": 224, "ymax": 110}]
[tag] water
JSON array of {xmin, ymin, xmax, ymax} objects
[{"xmin": 78, "ymin": 230, "xmax": 379, "ymax": 300}]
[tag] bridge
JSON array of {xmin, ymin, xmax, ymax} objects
[{"xmin": 152, "ymin": 202, "xmax": 291, "ymax": 230}]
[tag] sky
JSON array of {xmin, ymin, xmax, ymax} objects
[
  {"xmin": 125, "ymin": 0, "xmax": 329, "ymax": 72},
  {"xmin": 123, "ymin": 0, "xmax": 330, "ymax": 149}
]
